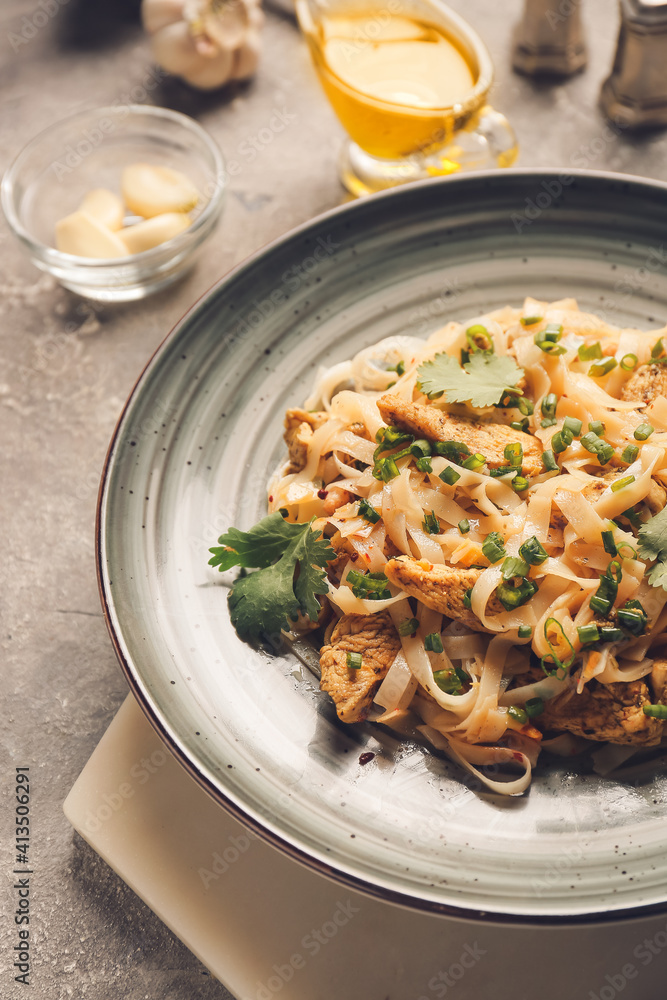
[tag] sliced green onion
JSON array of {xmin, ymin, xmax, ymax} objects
[
  {"xmin": 489, "ymin": 466, "xmax": 518, "ymax": 478},
  {"xmin": 504, "ymin": 442, "xmax": 523, "ymax": 467},
  {"xmin": 462, "ymin": 452, "xmax": 486, "ymax": 471},
  {"xmin": 577, "ymin": 623, "xmax": 600, "ymax": 644},
  {"xmin": 599, "ymin": 626, "xmax": 624, "ymax": 643},
  {"xmin": 516, "ymin": 396, "xmax": 534, "ymax": 416},
  {"xmin": 578, "ymin": 342, "xmax": 603, "ymax": 361},
  {"xmin": 424, "ymin": 632, "xmax": 444, "ymax": 654},
  {"xmin": 542, "ymin": 449, "xmax": 559, "ymax": 472},
  {"xmin": 358, "ymin": 498, "xmax": 380, "ymax": 524},
  {"xmin": 617, "ymin": 542, "xmax": 637, "ymax": 559},
  {"xmin": 519, "ymin": 536, "xmax": 549, "ymax": 565},
  {"xmin": 510, "ymin": 418, "xmax": 530, "ymax": 433},
  {"xmin": 518, "ymin": 624, "xmax": 533, "ymax": 639},
  {"xmin": 589, "ymin": 420, "xmax": 605, "ymax": 436},
  {"xmin": 433, "ymin": 668, "xmax": 463, "ymax": 694},
  {"xmin": 541, "ymin": 617, "xmax": 575, "ymax": 677},
  {"xmin": 416, "ymin": 456, "xmax": 433, "ymax": 473},
  {"xmin": 622, "ymin": 444, "xmax": 639, "ymax": 464},
  {"xmin": 422, "ymin": 510, "xmax": 441, "ymax": 534},
  {"xmin": 525, "ymin": 697, "xmax": 544, "ymax": 718},
  {"xmin": 541, "ymin": 393, "xmax": 558, "ymax": 420},
  {"xmin": 496, "ymin": 579, "xmax": 538, "ymax": 610},
  {"xmin": 398, "ymin": 617, "xmax": 419, "ymax": 637},
  {"xmin": 596, "ymin": 442, "xmax": 615, "ymax": 466},
  {"xmin": 620, "ymin": 354, "xmax": 638, "ymax": 371},
  {"xmin": 552, "ymin": 428, "xmax": 573, "ymax": 454},
  {"xmin": 508, "ymin": 705, "xmax": 528, "ymax": 725},
  {"xmin": 589, "ymin": 357, "xmax": 618, "ymax": 377},
  {"xmin": 501, "ymin": 556, "xmax": 529, "ymax": 580},
  {"xmin": 346, "ymin": 652, "xmax": 362, "ymax": 669},
  {"xmin": 458, "ymin": 519, "xmax": 470, "ymax": 534},
  {"xmin": 410, "ymin": 439, "xmax": 432, "ymax": 457},
  {"xmin": 651, "ymin": 337, "xmax": 665, "ymax": 360},
  {"xmin": 520, "ymin": 315, "xmax": 543, "ymax": 327},
  {"xmin": 589, "ymin": 560, "xmax": 622, "ymax": 615},
  {"xmin": 439, "ymin": 466, "xmax": 461, "ymax": 486},
  {"xmin": 611, "ymin": 475, "xmax": 636, "ymax": 492},
  {"xmin": 535, "ymin": 326, "xmax": 567, "ymax": 356},
  {"xmin": 617, "ymin": 599, "xmax": 648, "ymax": 636},
  {"xmin": 347, "ymin": 570, "xmax": 391, "ymax": 600},
  {"xmin": 541, "ymin": 418, "xmax": 557, "ymax": 429},
  {"xmin": 466, "ymin": 324, "xmax": 493, "ymax": 353},
  {"xmin": 463, "ymin": 588, "xmax": 472, "ymax": 610},
  {"xmin": 563, "ymin": 416, "xmax": 583, "ymax": 437},
  {"xmin": 643, "ymin": 704, "xmax": 667, "ymax": 719},
  {"xmin": 482, "ymin": 532, "xmax": 507, "ymax": 563},
  {"xmin": 433, "ymin": 440, "xmax": 471, "ymax": 461},
  {"xmin": 580, "ymin": 431, "xmax": 600, "ymax": 453},
  {"xmin": 513, "ymin": 476, "xmax": 530, "ymax": 492},
  {"xmin": 602, "ymin": 530, "xmax": 617, "ymax": 555},
  {"xmin": 634, "ymin": 423, "xmax": 654, "ymax": 441},
  {"xmin": 374, "ymin": 456, "xmax": 400, "ymax": 482}
]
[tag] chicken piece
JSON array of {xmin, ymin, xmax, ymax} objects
[
  {"xmin": 538, "ymin": 678, "xmax": 663, "ymax": 745},
  {"xmin": 650, "ymin": 659, "xmax": 667, "ymax": 704},
  {"xmin": 377, "ymin": 395, "xmax": 543, "ymax": 476},
  {"xmin": 319, "ymin": 612, "xmax": 401, "ymax": 722},
  {"xmin": 384, "ymin": 555, "xmax": 503, "ymax": 631},
  {"xmin": 283, "ymin": 408, "xmax": 328, "ymax": 473},
  {"xmin": 620, "ymin": 364, "xmax": 667, "ymax": 405}
]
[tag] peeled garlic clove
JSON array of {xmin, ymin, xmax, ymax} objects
[
  {"xmin": 55, "ymin": 211, "xmax": 130, "ymax": 258},
  {"xmin": 118, "ymin": 212, "xmax": 191, "ymax": 254},
  {"xmin": 122, "ymin": 162, "xmax": 199, "ymax": 218},
  {"xmin": 79, "ymin": 188, "xmax": 124, "ymax": 232},
  {"xmin": 183, "ymin": 46, "xmax": 234, "ymax": 89}
]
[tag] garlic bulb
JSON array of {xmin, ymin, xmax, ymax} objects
[{"xmin": 141, "ymin": 0, "xmax": 264, "ymax": 90}]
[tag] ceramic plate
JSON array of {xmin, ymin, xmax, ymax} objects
[{"xmin": 98, "ymin": 169, "xmax": 667, "ymax": 922}]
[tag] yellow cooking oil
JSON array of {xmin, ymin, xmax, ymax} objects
[{"xmin": 300, "ymin": 9, "xmax": 482, "ymax": 159}]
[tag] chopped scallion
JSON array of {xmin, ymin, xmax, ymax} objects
[
  {"xmin": 634, "ymin": 423, "xmax": 654, "ymax": 441},
  {"xmin": 643, "ymin": 704, "xmax": 667, "ymax": 720},
  {"xmin": 462, "ymin": 452, "xmax": 486, "ymax": 471},
  {"xmin": 519, "ymin": 536, "xmax": 549, "ymax": 565},
  {"xmin": 510, "ymin": 418, "xmax": 530, "ymax": 433},
  {"xmin": 416, "ymin": 456, "xmax": 433, "ymax": 473},
  {"xmin": 508, "ymin": 705, "xmax": 528, "ymax": 725},
  {"xmin": 398, "ymin": 617, "xmax": 419, "ymax": 637},
  {"xmin": 541, "ymin": 617, "xmax": 575, "ymax": 677},
  {"xmin": 622, "ymin": 444, "xmax": 639, "ymax": 464},
  {"xmin": 620, "ymin": 354, "xmax": 638, "ymax": 371},
  {"xmin": 602, "ymin": 530, "xmax": 617, "ymax": 555},
  {"xmin": 346, "ymin": 652, "xmax": 362, "ymax": 669},
  {"xmin": 525, "ymin": 697, "xmax": 544, "ymax": 717},
  {"xmin": 458, "ymin": 519, "xmax": 470, "ymax": 534},
  {"xmin": 578, "ymin": 342, "xmax": 603, "ymax": 361},
  {"xmin": 422, "ymin": 510, "xmax": 441, "ymax": 534},
  {"xmin": 589, "ymin": 420, "xmax": 605, "ymax": 436},
  {"xmin": 563, "ymin": 416, "xmax": 583, "ymax": 437},
  {"xmin": 577, "ymin": 623, "xmax": 600, "ymax": 644},
  {"xmin": 504, "ymin": 442, "xmax": 523, "ymax": 467},
  {"xmin": 482, "ymin": 532, "xmax": 506, "ymax": 563},
  {"xmin": 424, "ymin": 632, "xmax": 444, "ymax": 654},
  {"xmin": 513, "ymin": 476, "xmax": 530, "ymax": 492},
  {"xmin": 542, "ymin": 449, "xmax": 559, "ymax": 472},
  {"xmin": 433, "ymin": 668, "xmax": 463, "ymax": 694},
  {"xmin": 501, "ymin": 556, "xmax": 529, "ymax": 580},
  {"xmin": 439, "ymin": 466, "xmax": 460, "ymax": 486},
  {"xmin": 518, "ymin": 625, "xmax": 533, "ymax": 639},
  {"xmin": 358, "ymin": 498, "xmax": 381, "ymax": 524},
  {"xmin": 520, "ymin": 315, "xmax": 543, "ymax": 327},
  {"xmin": 611, "ymin": 475, "xmax": 636, "ymax": 492},
  {"xmin": 496, "ymin": 579, "xmax": 538, "ymax": 610},
  {"xmin": 589, "ymin": 357, "xmax": 618, "ymax": 377}
]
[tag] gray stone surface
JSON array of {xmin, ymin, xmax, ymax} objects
[{"xmin": 1, "ymin": 0, "xmax": 667, "ymax": 997}]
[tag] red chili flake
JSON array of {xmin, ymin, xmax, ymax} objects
[
  {"xmin": 268, "ymin": 495, "xmax": 274, "ymax": 502},
  {"xmin": 317, "ymin": 489, "xmax": 328, "ymax": 499},
  {"xmin": 359, "ymin": 752, "xmax": 375, "ymax": 766}
]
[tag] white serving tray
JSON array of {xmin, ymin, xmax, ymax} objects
[{"xmin": 64, "ymin": 695, "xmax": 667, "ymax": 1000}]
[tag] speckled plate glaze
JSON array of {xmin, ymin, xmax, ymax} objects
[{"xmin": 98, "ymin": 169, "xmax": 667, "ymax": 922}]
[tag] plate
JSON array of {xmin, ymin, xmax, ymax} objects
[{"xmin": 98, "ymin": 169, "xmax": 667, "ymax": 922}]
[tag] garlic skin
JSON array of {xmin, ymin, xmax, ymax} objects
[{"xmin": 141, "ymin": 0, "xmax": 264, "ymax": 90}]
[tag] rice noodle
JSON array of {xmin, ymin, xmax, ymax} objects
[{"xmin": 263, "ymin": 298, "xmax": 667, "ymax": 796}]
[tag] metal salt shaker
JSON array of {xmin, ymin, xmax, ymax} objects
[
  {"xmin": 512, "ymin": 0, "xmax": 587, "ymax": 76},
  {"xmin": 600, "ymin": 0, "xmax": 667, "ymax": 128}
]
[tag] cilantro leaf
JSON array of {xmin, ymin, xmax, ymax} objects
[
  {"xmin": 638, "ymin": 507, "xmax": 667, "ymax": 590},
  {"xmin": 209, "ymin": 512, "xmax": 335, "ymax": 643},
  {"xmin": 417, "ymin": 351, "xmax": 524, "ymax": 408}
]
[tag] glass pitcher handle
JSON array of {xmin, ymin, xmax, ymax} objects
[{"xmin": 471, "ymin": 105, "xmax": 519, "ymax": 169}]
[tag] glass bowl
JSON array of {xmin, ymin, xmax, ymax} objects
[{"xmin": 1, "ymin": 105, "xmax": 226, "ymax": 302}]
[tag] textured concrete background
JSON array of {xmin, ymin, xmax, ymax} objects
[{"xmin": 2, "ymin": 1, "xmax": 667, "ymax": 998}]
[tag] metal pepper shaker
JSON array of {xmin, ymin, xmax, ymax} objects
[
  {"xmin": 600, "ymin": 0, "xmax": 667, "ymax": 128},
  {"xmin": 512, "ymin": 0, "xmax": 587, "ymax": 76}
]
